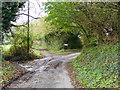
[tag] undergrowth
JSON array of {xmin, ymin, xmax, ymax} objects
[
  {"xmin": 72, "ymin": 43, "xmax": 119, "ymax": 88},
  {"xmin": 2, "ymin": 45, "xmax": 43, "ymax": 61}
]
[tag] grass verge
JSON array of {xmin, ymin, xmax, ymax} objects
[
  {"xmin": 50, "ymin": 49, "xmax": 81, "ymax": 55},
  {"xmin": 72, "ymin": 43, "xmax": 119, "ymax": 88},
  {"xmin": 32, "ymin": 49, "xmax": 43, "ymax": 58}
]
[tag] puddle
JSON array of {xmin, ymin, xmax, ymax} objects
[
  {"xmin": 19, "ymin": 64, "xmax": 34, "ymax": 71},
  {"xmin": 18, "ymin": 52, "xmax": 81, "ymax": 71},
  {"xmin": 18, "ymin": 57, "xmax": 53, "ymax": 72},
  {"xmin": 35, "ymin": 66, "xmax": 48, "ymax": 72},
  {"xmin": 8, "ymin": 51, "xmax": 81, "ymax": 88},
  {"xmin": 61, "ymin": 52, "xmax": 81, "ymax": 58}
]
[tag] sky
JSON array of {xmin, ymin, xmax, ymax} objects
[
  {"xmin": 12, "ymin": 0, "xmax": 118, "ymax": 25},
  {"xmin": 12, "ymin": 0, "xmax": 47, "ymax": 25}
]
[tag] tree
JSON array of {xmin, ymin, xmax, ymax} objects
[
  {"xmin": 2, "ymin": 2, "xmax": 25, "ymax": 35},
  {"xmin": 44, "ymin": 2, "xmax": 119, "ymax": 46}
]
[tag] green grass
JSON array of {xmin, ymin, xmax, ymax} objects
[
  {"xmin": 32, "ymin": 44, "xmax": 43, "ymax": 49},
  {"xmin": 72, "ymin": 43, "xmax": 119, "ymax": 88},
  {"xmin": 44, "ymin": 51, "xmax": 50, "ymax": 54},
  {"xmin": 32, "ymin": 49, "xmax": 43, "ymax": 57},
  {"xmin": 50, "ymin": 49, "xmax": 81, "ymax": 55}
]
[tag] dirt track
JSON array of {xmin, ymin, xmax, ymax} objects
[{"xmin": 7, "ymin": 51, "xmax": 81, "ymax": 88}]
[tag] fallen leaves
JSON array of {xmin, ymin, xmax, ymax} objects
[{"xmin": 1, "ymin": 60, "xmax": 28, "ymax": 88}]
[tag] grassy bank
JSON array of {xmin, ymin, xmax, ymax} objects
[{"xmin": 72, "ymin": 43, "xmax": 119, "ymax": 88}]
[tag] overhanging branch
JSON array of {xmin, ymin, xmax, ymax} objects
[
  {"xmin": 16, "ymin": 12, "xmax": 43, "ymax": 19},
  {"xmin": 12, "ymin": 24, "xmax": 28, "ymax": 28}
]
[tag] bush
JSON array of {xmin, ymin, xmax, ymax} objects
[
  {"xmin": 2, "ymin": 26, "xmax": 42, "ymax": 61},
  {"xmin": 72, "ymin": 42, "xmax": 119, "ymax": 88},
  {"xmin": 2, "ymin": 45, "xmax": 41, "ymax": 61}
]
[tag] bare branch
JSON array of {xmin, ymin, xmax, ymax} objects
[
  {"xmin": 12, "ymin": 24, "xmax": 28, "ymax": 28},
  {"xmin": 16, "ymin": 13, "xmax": 41, "ymax": 19}
]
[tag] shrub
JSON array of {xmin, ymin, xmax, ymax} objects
[{"xmin": 3, "ymin": 45, "xmax": 41, "ymax": 61}]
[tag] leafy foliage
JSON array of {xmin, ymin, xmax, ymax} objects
[
  {"xmin": 2, "ymin": 26, "xmax": 41, "ymax": 61},
  {"xmin": 44, "ymin": 31, "xmax": 82, "ymax": 50},
  {"xmin": 29, "ymin": 18, "xmax": 82, "ymax": 50},
  {"xmin": 72, "ymin": 42, "xmax": 119, "ymax": 88},
  {"xmin": 44, "ymin": 2, "xmax": 119, "ymax": 46},
  {"xmin": 2, "ymin": 2, "xmax": 25, "ymax": 34}
]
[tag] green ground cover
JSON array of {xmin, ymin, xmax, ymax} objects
[
  {"xmin": 51, "ymin": 49, "xmax": 81, "ymax": 55},
  {"xmin": 72, "ymin": 43, "xmax": 119, "ymax": 88}
]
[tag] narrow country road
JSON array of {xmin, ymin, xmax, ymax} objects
[{"xmin": 7, "ymin": 50, "xmax": 81, "ymax": 88}]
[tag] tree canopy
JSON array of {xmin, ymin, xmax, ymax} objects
[
  {"xmin": 1, "ymin": 2, "xmax": 25, "ymax": 35},
  {"xmin": 44, "ymin": 2, "xmax": 119, "ymax": 46}
]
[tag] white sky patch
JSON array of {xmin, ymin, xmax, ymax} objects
[
  {"xmin": 11, "ymin": 0, "xmax": 118, "ymax": 25},
  {"xmin": 12, "ymin": 0, "xmax": 47, "ymax": 25},
  {"xmin": 1, "ymin": 0, "xmax": 119, "ymax": 2}
]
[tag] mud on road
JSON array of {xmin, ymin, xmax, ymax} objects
[{"xmin": 6, "ymin": 51, "xmax": 81, "ymax": 88}]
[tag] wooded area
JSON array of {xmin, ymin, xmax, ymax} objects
[{"xmin": 1, "ymin": 1, "xmax": 119, "ymax": 88}]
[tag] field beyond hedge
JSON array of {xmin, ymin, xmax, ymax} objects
[{"xmin": 72, "ymin": 43, "xmax": 119, "ymax": 88}]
